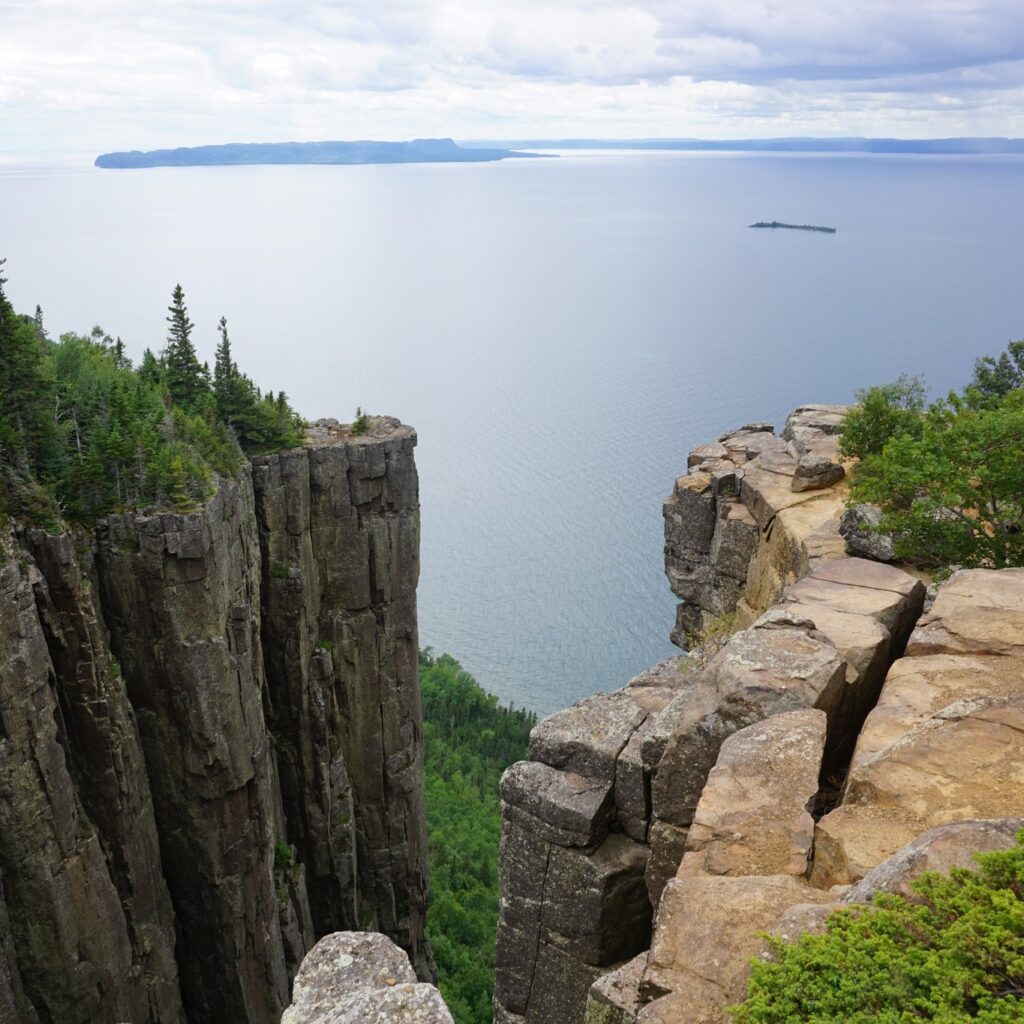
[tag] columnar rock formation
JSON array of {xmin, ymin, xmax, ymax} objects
[
  {"xmin": 496, "ymin": 407, "xmax": 1024, "ymax": 1024},
  {"xmin": 664, "ymin": 405, "xmax": 849, "ymax": 644},
  {"xmin": 0, "ymin": 417, "xmax": 431, "ymax": 1024}
]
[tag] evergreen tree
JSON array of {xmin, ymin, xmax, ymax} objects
[
  {"xmin": 139, "ymin": 348, "xmax": 162, "ymax": 386},
  {"xmin": 163, "ymin": 284, "xmax": 208, "ymax": 408},
  {"xmin": 0, "ymin": 259, "xmax": 58, "ymax": 475}
]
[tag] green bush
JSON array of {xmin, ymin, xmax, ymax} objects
[
  {"xmin": 351, "ymin": 407, "xmax": 369, "ymax": 436},
  {"xmin": 838, "ymin": 374, "xmax": 926, "ymax": 460},
  {"xmin": 731, "ymin": 833, "xmax": 1024, "ymax": 1024}
]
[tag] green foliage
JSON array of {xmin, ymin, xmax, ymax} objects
[
  {"xmin": 970, "ymin": 339, "xmax": 1024, "ymax": 401},
  {"xmin": 352, "ymin": 407, "xmax": 369, "ymax": 435},
  {"xmin": 420, "ymin": 649, "xmax": 536, "ymax": 1024},
  {"xmin": 838, "ymin": 374, "xmax": 927, "ymax": 460},
  {"xmin": 273, "ymin": 840, "xmax": 294, "ymax": 874},
  {"xmin": 849, "ymin": 388, "xmax": 1024, "ymax": 570},
  {"xmin": 163, "ymin": 284, "xmax": 211, "ymax": 410},
  {"xmin": 0, "ymin": 263, "xmax": 306, "ymax": 522},
  {"xmin": 731, "ymin": 833, "xmax": 1024, "ymax": 1024}
]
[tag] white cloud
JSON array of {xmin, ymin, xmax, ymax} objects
[{"xmin": 1, "ymin": 0, "xmax": 1022, "ymax": 161}]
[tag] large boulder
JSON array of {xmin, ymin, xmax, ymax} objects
[
  {"xmin": 791, "ymin": 453, "xmax": 845, "ymax": 492},
  {"xmin": 839, "ymin": 504, "xmax": 896, "ymax": 562},
  {"xmin": 281, "ymin": 932, "xmax": 452, "ymax": 1024}
]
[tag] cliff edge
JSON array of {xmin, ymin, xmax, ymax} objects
[{"xmin": 0, "ymin": 416, "xmax": 432, "ymax": 1023}]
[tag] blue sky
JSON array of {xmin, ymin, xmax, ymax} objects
[{"xmin": 2, "ymin": 0, "xmax": 1023, "ymax": 161}]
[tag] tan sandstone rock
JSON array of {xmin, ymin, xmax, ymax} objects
[{"xmin": 680, "ymin": 709, "xmax": 826, "ymax": 879}]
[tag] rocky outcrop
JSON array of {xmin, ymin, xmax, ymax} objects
[
  {"xmin": 252, "ymin": 419, "xmax": 432, "ymax": 979},
  {"xmin": 812, "ymin": 568, "xmax": 1024, "ymax": 888},
  {"xmin": 664, "ymin": 406, "xmax": 850, "ymax": 645},
  {"xmin": 282, "ymin": 932, "xmax": 451, "ymax": 1024},
  {"xmin": 0, "ymin": 417, "xmax": 431, "ymax": 1023},
  {"xmin": 494, "ymin": 553, "xmax": 923, "ymax": 1023}
]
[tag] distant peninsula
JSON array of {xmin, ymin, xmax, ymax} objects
[
  {"xmin": 460, "ymin": 136, "xmax": 1024, "ymax": 155},
  {"xmin": 749, "ymin": 221, "xmax": 836, "ymax": 234},
  {"xmin": 94, "ymin": 138, "xmax": 542, "ymax": 169}
]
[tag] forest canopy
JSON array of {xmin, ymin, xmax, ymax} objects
[
  {"xmin": 420, "ymin": 650, "xmax": 536, "ymax": 1024},
  {"xmin": 0, "ymin": 260, "xmax": 304, "ymax": 524}
]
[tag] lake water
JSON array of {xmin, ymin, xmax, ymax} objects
[{"xmin": 3, "ymin": 151, "xmax": 1023, "ymax": 714}]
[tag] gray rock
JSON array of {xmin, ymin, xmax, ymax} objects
[
  {"xmin": 791, "ymin": 453, "xmax": 845, "ymax": 492},
  {"xmin": 530, "ymin": 691, "xmax": 648, "ymax": 782},
  {"xmin": 839, "ymin": 504, "xmax": 896, "ymax": 562},
  {"xmin": 501, "ymin": 762, "xmax": 613, "ymax": 848},
  {"xmin": 282, "ymin": 932, "xmax": 452, "ymax": 1024},
  {"xmin": 586, "ymin": 953, "xmax": 647, "ymax": 1024}
]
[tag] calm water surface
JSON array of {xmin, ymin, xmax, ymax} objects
[{"xmin": 3, "ymin": 151, "xmax": 1023, "ymax": 714}]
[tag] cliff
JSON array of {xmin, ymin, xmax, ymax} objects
[
  {"xmin": 0, "ymin": 416, "xmax": 431, "ymax": 1023},
  {"xmin": 494, "ymin": 405, "xmax": 1024, "ymax": 1024}
]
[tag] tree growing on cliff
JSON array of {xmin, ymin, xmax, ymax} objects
[
  {"xmin": 731, "ymin": 833, "xmax": 1024, "ymax": 1023},
  {"xmin": 838, "ymin": 374, "xmax": 926, "ymax": 461},
  {"xmin": 163, "ymin": 284, "xmax": 209, "ymax": 409}
]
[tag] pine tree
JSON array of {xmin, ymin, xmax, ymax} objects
[
  {"xmin": 163, "ymin": 284, "xmax": 208, "ymax": 409},
  {"xmin": 0, "ymin": 258, "xmax": 58, "ymax": 475}
]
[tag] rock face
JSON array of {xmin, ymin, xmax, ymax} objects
[
  {"xmin": 0, "ymin": 417, "xmax": 432, "ymax": 1023},
  {"xmin": 665, "ymin": 406, "xmax": 850, "ymax": 645},
  {"xmin": 494, "ymin": 554, "xmax": 923, "ymax": 1023},
  {"xmin": 252, "ymin": 419, "xmax": 432, "ymax": 978},
  {"xmin": 812, "ymin": 568, "xmax": 1024, "ymax": 889},
  {"xmin": 282, "ymin": 932, "xmax": 452, "ymax": 1024}
]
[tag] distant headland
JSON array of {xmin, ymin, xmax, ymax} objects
[
  {"xmin": 460, "ymin": 136, "xmax": 1024, "ymax": 155},
  {"xmin": 94, "ymin": 138, "xmax": 543, "ymax": 169},
  {"xmin": 749, "ymin": 221, "xmax": 837, "ymax": 234}
]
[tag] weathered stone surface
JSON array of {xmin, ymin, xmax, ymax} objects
[
  {"xmin": 254, "ymin": 419, "xmax": 433, "ymax": 979},
  {"xmin": 585, "ymin": 953, "xmax": 647, "ymax": 1024},
  {"xmin": 643, "ymin": 875, "xmax": 834, "ymax": 1015},
  {"xmin": 845, "ymin": 818, "xmax": 1024, "ymax": 904},
  {"xmin": 813, "ymin": 696, "xmax": 1024, "ymax": 887},
  {"xmin": 782, "ymin": 405, "xmax": 850, "ymax": 453},
  {"xmin": 645, "ymin": 820, "xmax": 690, "ymax": 907},
  {"xmin": 501, "ymin": 761, "xmax": 613, "ymax": 848},
  {"xmin": 542, "ymin": 835, "xmax": 651, "ymax": 965},
  {"xmin": 850, "ymin": 653, "xmax": 1024, "ymax": 770},
  {"xmin": 680, "ymin": 710, "xmax": 826, "ymax": 879},
  {"xmin": 791, "ymin": 453, "xmax": 845, "ymax": 492},
  {"xmin": 95, "ymin": 474, "xmax": 291, "ymax": 1022},
  {"xmin": 907, "ymin": 567, "xmax": 1024, "ymax": 658},
  {"xmin": 282, "ymin": 932, "xmax": 451, "ymax": 1024},
  {"xmin": 526, "ymin": 943, "xmax": 605, "ymax": 1024},
  {"xmin": 839, "ymin": 504, "xmax": 895, "ymax": 562},
  {"xmin": 530, "ymin": 690, "xmax": 648, "ymax": 782},
  {"xmin": 766, "ymin": 900, "xmax": 838, "ymax": 946},
  {"xmin": 0, "ymin": 556, "xmax": 156, "ymax": 1024},
  {"xmin": 24, "ymin": 529, "xmax": 185, "ymax": 1021}
]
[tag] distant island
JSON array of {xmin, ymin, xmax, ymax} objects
[
  {"xmin": 749, "ymin": 221, "xmax": 837, "ymax": 234},
  {"xmin": 94, "ymin": 138, "xmax": 542, "ymax": 169}
]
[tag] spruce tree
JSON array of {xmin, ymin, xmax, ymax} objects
[
  {"xmin": 0, "ymin": 259, "xmax": 58, "ymax": 475},
  {"xmin": 163, "ymin": 284, "xmax": 207, "ymax": 409}
]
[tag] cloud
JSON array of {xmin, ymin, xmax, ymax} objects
[{"xmin": 1, "ymin": 0, "xmax": 1022, "ymax": 160}]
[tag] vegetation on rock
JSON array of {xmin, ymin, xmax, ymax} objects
[
  {"xmin": 0, "ymin": 261, "xmax": 304, "ymax": 523},
  {"xmin": 732, "ymin": 833, "xmax": 1024, "ymax": 1023},
  {"xmin": 841, "ymin": 341, "xmax": 1024, "ymax": 570},
  {"xmin": 420, "ymin": 649, "xmax": 536, "ymax": 1024}
]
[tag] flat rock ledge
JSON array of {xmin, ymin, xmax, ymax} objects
[{"xmin": 282, "ymin": 932, "xmax": 453, "ymax": 1024}]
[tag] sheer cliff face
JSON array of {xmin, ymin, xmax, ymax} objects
[
  {"xmin": 0, "ymin": 417, "xmax": 430, "ymax": 1023},
  {"xmin": 252, "ymin": 422, "xmax": 432, "ymax": 979}
]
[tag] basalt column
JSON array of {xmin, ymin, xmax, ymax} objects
[
  {"xmin": 94, "ymin": 473, "xmax": 291, "ymax": 1024},
  {"xmin": 253, "ymin": 418, "xmax": 433, "ymax": 980}
]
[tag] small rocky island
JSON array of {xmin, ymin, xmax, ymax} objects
[{"xmin": 750, "ymin": 220, "xmax": 837, "ymax": 233}]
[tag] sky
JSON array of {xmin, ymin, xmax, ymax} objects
[{"xmin": 2, "ymin": 0, "xmax": 1024, "ymax": 162}]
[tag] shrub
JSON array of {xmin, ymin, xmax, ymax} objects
[
  {"xmin": 731, "ymin": 832, "xmax": 1024, "ymax": 1024},
  {"xmin": 351, "ymin": 407, "xmax": 369, "ymax": 436},
  {"xmin": 838, "ymin": 374, "xmax": 926, "ymax": 460},
  {"xmin": 849, "ymin": 388, "xmax": 1024, "ymax": 569}
]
